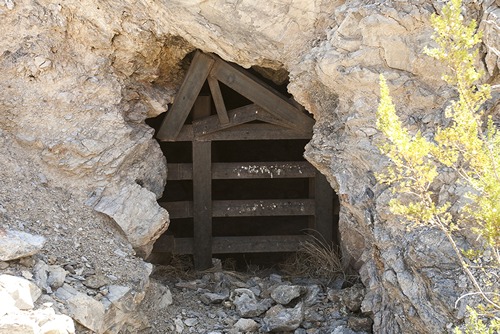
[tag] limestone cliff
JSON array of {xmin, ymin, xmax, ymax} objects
[{"xmin": 0, "ymin": 0, "xmax": 498, "ymax": 333}]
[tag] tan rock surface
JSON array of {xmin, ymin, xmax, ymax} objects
[{"xmin": 0, "ymin": 0, "xmax": 498, "ymax": 333}]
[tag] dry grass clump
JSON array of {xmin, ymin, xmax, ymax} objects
[
  {"xmin": 151, "ymin": 254, "xmax": 195, "ymax": 281},
  {"xmin": 282, "ymin": 235, "xmax": 345, "ymax": 285}
]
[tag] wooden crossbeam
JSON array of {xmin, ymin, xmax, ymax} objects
[
  {"xmin": 157, "ymin": 52, "xmax": 215, "ymax": 141},
  {"xmin": 192, "ymin": 104, "xmax": 283, "ymax": 136},
  {"xmin": 167, "ymin": 161, "xmax": 316, "ymax": 180},
  {"xmin": 213, "ymin": 161, "xmax": 316, "ymax": 179},
  {"xmin": 207, "ymin": 76, "xmax": 229, "ymax": 124},
  {"xmin": 175, "ymin": 123, "xmax": 312, "ymax": 142},
  {"xmin": 160, "ymin": 199, "xmax": 315, "ymax": 219},
  {"xmin": 209, "ymin": 57, "xmax": 315, "ymax": 132},
  {"xmin": 153, "ymin": 235, "xmax": 313, "ymax": 254}
]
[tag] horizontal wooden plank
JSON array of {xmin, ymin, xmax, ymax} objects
[
  {"xmin": 192, "ymin": 104, "xmax": 285, "ymax": 136},
  {"xmin": 153, "ymin": 235, "xmax": 313, "ymax": 254},
  {"xmin": 214, "ymin": 199, "xmax": 315, "ymax": 217},
  {"xmin": 167, "ymin": 161, "xmax": 316, "ymax": 180},
  {"xmin": 160, "ymin": 201, "xmax": 193, "ymax": 219},
  {"xmin": 173, "ymin": 123, "xmax": 312, "ymax": 142},
  {"xmin": 167, "ymin": 163, "xmax": 193, "ymax": 180},
  {"xmin": 160, "ymin": 199, "xmax": 315, "ymax": 218},
  {"xmin": 212, "ymin": 162, "xmax": 316, "ymax": 179}
]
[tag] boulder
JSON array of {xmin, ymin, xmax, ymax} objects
[
  {"xmin": 93, "ymin": 183, "xmax": 169, "ymax": 257},
  {"xmin": 0, "ymin": 229, "xmax": 45, "ymax": 261},
  {"xmin": 0, "ymin": 274, "xmax": 42, "ymax": 310},
  {"xmin": 55, "ymin": 284, "xmax": 106, "ymax": 333}
]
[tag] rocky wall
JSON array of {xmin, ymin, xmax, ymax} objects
[{"xmin": 0, "ymin": 0, "xmax": 499, "ymax": 333}]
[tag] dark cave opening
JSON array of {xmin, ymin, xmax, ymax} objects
[{"xmin": 145, "ymin": 56, "xmax": 340, "ymax": 270}]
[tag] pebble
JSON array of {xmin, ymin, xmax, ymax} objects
[
  {"xmin": 174, "ymin": 318, "xmax": 184, "ymax": 333},
  {"xmin": 83, "ymin": 274, "xmax": 109, "ymax": 289},
  {"xmin": 184, "ymin": 317, "xmax": 199, "ymax": 327}
]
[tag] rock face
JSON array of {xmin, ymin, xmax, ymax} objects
[{"xmin": 0, "ymin": 0, "xmax": 498, "ymax": 334}]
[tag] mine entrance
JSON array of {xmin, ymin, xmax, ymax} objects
[{"xmin": 149, "ymin": 51, "xmax": 339, "ymax": 270}]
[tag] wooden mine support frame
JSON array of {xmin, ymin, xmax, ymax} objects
[{"xmin": 155, "ymin": 51, "xmax": 335, "ymax": 270}]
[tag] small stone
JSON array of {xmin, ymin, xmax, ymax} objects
[
  {"xmin": 304, "ymin": 308, "xmax": 324, "ymax": 323},
  {"xmin": 64, "ymin": 265, "xmax": 76, "ymax": 275},
  {"xmin": 4, "ymin": 0, "xmax": 14, "ymax": 10},
  {"xmin": 34, "ymin": 260, "xmax": 50, "ymax": 293},
  {"xmin": 174, "ymin": 318, "xmax": 184, "ymax": 333},
  {"xmin": 38, "ymin": 173, "xmax": 48, "ymax": 185},
  {"xmin": 106, "ymin": 274, "xmax": 118, "ymax": 281},
  {"xmin": 0, "ymin": 261, "xmax": 9, "ymax": 270},
  {"xmin": 231, "ymin": 288, "xmax": 272, "ymax": 317},
  {"xmin": 328, "ymin": 284, "xmax": 365, "ymax": 312},
  {"xmin": 348, "ymin": 316, "xmax": 373, "ymax": 332},
  {"xmin": 19, "ymin": 257, "xmax": 35, "ymax": 268},
  {"xmin": 262, "ymin": 302, "xmax": 304, "ymax": 332},
  {"xmin": 183, "ymin": 318, "xmax": 198, "ymax": 327},
  {"xmin": 234, "ymin": 318, "xmax": 259, "ymax": 332},
  {"xmin": 304, "ymin": 285, "xmax": 322, "ymax": 307},
  {"xmin": 200, "ymin": 292, "xmax": 229, "ymax": 305},
  {"xmin": 269, "ymin": 274, "xmax": 282, "ymax": 283},
  {"xmin": 82, "ymin": 274, "xmax": 109, "ymax": 289},
  {"xmin": 158, "ymin": 286, "xmax": 173, "ymax": 309},
  {"xmin": 21, "ymin": 270, "xmax": 33, "ymax": 280},
  {"xmin": 331, "ymin": 325, "xmax": 361, "ymax": 334},
  {"xmin": 47, "ymin": 266, "xmax": 67, "ymax": 289},
  {"xmin": 271, "ymin": 285, "xmax": 304, "ymax": 305},
  {"xmin": 212, "ymin": 258, "xmax": 222, "ymax": 270}
]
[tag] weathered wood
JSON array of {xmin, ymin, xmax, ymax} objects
[
  {"xmin": 160, "ymin": 201, "xmax": 193, "ymax": 219},
  {"xmin": 209, "ymin": 58, "xmax": 315, "ymax": 132},
  {"xmin": 157, "ymin": 51, "xmax": 215, "ymax": 141},
  {"xmin": 175, "ymin": 123, "xmax": 311, "ymax": 141},
  {"xmin": 155, "ymin": 235, "xmax": 313, "ymax": 254},
  {"xmin": 167, "ymin": 161, "xmax": 316, "ymax": 180},
  {"xmin": 192, "ymin": 95, "xmax": 212, "ymax": 120},
  {"xmin": 207, "ymin": 76, "xmax": 229, "ymax": 124},
  {"xmin": 167, "ymin": 163, "xmax": 193, "ymax": 180},
  {"xmin": 152, "ymin": 234, "xmax": 175, "ymax": 253},
  {"xmin": 213, "ymin": 162, "xmax": 316, "ymax": 179},
  {"xmin": 192, "ymin": 140, "xmax": 212, "ymax": 270},
  {"xmin": 160, "ymin": 199, "xmax": 315, "ymax": 218},
  {"xmin": 214, "ymin": 199, "xmax": 315, "ymax": 217},
  {"xmin": 192, "ymin": 104, "xmax": 284, "ymax": 136},
  {"xmin": 313, "ymin": 172, "xmax": 334, "ymax": 244},
  {"xmin": 174, "ymin": 125, "xmax": 194, "ymax": 142}
]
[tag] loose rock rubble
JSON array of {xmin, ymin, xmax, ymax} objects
[
  {"xmin": 0, "ymin": 212, "xmax": 373, "ymax": 334},
  {"xmin": 139, "ymin": 261, "xmax": 373, "ymax": 334}
]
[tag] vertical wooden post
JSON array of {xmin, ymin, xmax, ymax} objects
[
  {"xmin": 312, "ymin": 171, "xmax": 334, "ymax": 245},
  {"xmin": 192, "ymin": 96, "xmax": 213, "ymax": 270}
]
